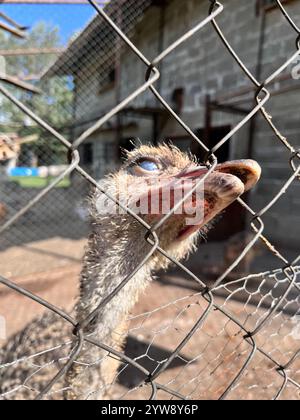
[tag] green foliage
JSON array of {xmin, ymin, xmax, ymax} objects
[
  {"xmin": 1, "ymin": 21, "xmax": 73, "ymax": 165},
  {"xmin": 9, "ymin": 175, "xmax": 70, "ymax": 189}
]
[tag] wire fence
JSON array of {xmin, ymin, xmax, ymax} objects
[{"xmin": 0, "ymin": 0, "xmax": 299, "ymax": 400}]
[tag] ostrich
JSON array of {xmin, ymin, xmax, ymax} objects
[
  {"xmin": 0, "ymin": 144, "xmax": 261, "ymax": 400},
  {"xmin": 0, "ymin": 203, "xmax": 7, "ymax": 222}
]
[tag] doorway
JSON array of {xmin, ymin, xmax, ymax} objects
[{"xmin": 168, "ymin": 126, "xmax": 247, "ymax": 241}]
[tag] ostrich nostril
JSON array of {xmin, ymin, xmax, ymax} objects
[
  {"xmin": 216, "ymin": 160, "xmax": 261, "ymax": 192},
  {"xmin": 220, "ymin": 168, "xmax": 249, "ymax": 185},
  {"xmin": 205, "ymin": 172, "xmax": 245, "ymax": 199}
]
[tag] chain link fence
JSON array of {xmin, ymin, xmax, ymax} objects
[{"xmin": 0, "ymin": 0, "xmax": 299, "ymax": 400}]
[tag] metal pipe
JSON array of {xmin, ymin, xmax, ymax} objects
[{"xmin": 247, "ymin": 4, "xmax": 267, "ymax": 158}]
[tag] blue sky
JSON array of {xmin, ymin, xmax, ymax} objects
[{"xmin": 0, "ymin": 5, "xmax": 96, "ymax": 44}]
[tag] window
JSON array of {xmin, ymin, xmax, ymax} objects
[
  {"xmin": 119, "ymin": 137, "xmax": 137, "ymax": 160},
  {"xmin": 194, "ymin": 126, "xmax": 231, "ymax": 163},
  {"xmin": 171, "ymin": 87, "xmax": 185, "ymax": 114},
  {"xmin": 167, "ymin": 137, "xmax": 192, "ymax": 154},
  {"xmin": 82, "ymin": 143, "xmax": 93, "ymax": 165},
  {"xmin": 108, "ymin": 69, "xmax": 116, "ymax": 84},
  {"xmin": 103, "ymin": 142, "xmax": 116, "ymax": 162}
]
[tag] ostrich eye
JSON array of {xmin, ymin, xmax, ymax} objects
[
  {"xmin": 138, "ymin": 159, "xmax": 159, "ymax": 172},
  {"xmin": 130, "ymin": 158, "xmax": 160, "ymax": 175}
]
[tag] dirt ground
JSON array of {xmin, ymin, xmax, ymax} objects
[
  {"xmin": 0, "ymin": 237, "xmax": 299, "ymax": 400},
  {"xmin": 0, "ymin": 237, "xmax": 86, "ymax": 279}
]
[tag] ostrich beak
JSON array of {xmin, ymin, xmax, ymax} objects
[
  {"xmin": 132, "ymin": 159, "xmax": 261, "ymax": 240},
  {"xmin": 176, "ymin": 160, "xmax": 261, "ymax": 240},
  {"xmin": 179, "ymin": 160, "xmax": 262, "ymax": 193}
]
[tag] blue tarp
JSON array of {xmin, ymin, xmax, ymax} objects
[{"xmin": 9, "ymin": 167, "xmax": 39, "ymax": 177}]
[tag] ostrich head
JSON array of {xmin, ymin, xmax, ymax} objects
[
  {"xmin": 70, "ymin": 144, "xmax": 261, "ymax": 399},
  {"xmin": 90, "ymin": 144, "xmax": 261, "ymax": 272}
]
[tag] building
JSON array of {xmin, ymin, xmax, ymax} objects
[
  {"xmin": 45, "ymin": 0, "xmax": 300, "ymax": 247},
  {"xmin": 0, "ymin": 133, "xmax": 38, "ymax": 174}
]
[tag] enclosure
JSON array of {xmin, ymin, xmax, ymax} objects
[{"xmin": 0, "ymin": 0, "xmax": 300, "ymax": 400}]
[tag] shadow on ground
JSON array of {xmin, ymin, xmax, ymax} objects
[{"xmin": 118, "ymin": 336, "xmax": 190, "ymax": 389}]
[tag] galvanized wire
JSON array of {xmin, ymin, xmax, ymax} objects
[{"xmin": 0, "ymin": 0, "xmax": 299, "ymax": 400}]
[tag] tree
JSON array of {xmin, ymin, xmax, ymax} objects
[{"xmin": 0, "ymin": 21, "xmax": 73, "ymax": 165}]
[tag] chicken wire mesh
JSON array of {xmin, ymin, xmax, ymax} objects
[{"xmin": 0, "ymin": 0, "xmax": 299, "ymax": 400}]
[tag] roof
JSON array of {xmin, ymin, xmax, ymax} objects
[{"xmin": 43, "ymin": 0, "xmax": 156, "ymax": 79}]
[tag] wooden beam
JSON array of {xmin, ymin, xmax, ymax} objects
[
  {"xmin": 20, "ymin": 74, "xmax": 44, "ymax": 81},
  {"xmin": 0, "ymin": 21, "xmax": 27, "ymax": 38},
  {"xmin": 0, "ymin": 12, "xmax": 29, "ymax": 31},
  {"xmin": 0, "ymin": 48, "xmax": 65, "ymax": 56},
  {"xmin": 264, "ymin": 0, "xmax": 297, "ymax": 13},
  {"xmin": 0, "ymin": 74, "xmax": 41, "ymax": 94},
  {"xmin": 210, "ymin": 102, "xmax": 251, "ymax": 115},
  {"xmin": 19, "ymin": 134, "xmax": 39, "ymax": 144}
]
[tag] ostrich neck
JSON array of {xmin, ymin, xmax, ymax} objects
[
  {"xmin": 66, "ymin": 217, "xmax": 156, "ymax": 399},
  {"xmin": 75, "ymin": 224, "xmax": 153, "ymax": 341}
]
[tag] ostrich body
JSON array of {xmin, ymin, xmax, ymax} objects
[
  {"xmin": 0, "ymin": 145, "xmax": 261, "ymax": 400},
  {"xmin": 0, "ymin": 203, "xmax": 7, "ymax": 221}
]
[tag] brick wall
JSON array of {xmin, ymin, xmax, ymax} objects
[{"xmin": 75, "ymin": 0, "xmax": 300, "ymax": 246}]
